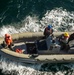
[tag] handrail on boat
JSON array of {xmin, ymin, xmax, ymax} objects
[{"xmin": 0, "ymin": 32, "xmax": 73, "ymax": 44}]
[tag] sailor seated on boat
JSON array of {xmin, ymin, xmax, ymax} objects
[
  {"xmin": 43, "ymin": 24, "xmax": 54, "ymax": 38},
  {"xmin": 68, "ymin": 33, "xmax": 74, "ymax": 43},
  {"xmin": 57, "ymin": 32, "xmax": 70, "ymax": 51},
  {"xmin": 67, "ymin": 33, "xmax": 74, "ymax": 48},
  {"xmin": 1, "ymin": 34, "xmax": 14, "ymax": 50}
]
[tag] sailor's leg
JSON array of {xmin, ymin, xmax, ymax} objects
[
  {"xmin": 8, "ymin": 43, "xmax": 13, "ymax": 50},
  {"xmin": 1, "ymin": 41, "xmax": 7, "ymax": 48},
  {"xmin": 60, "ymin": 42, "xmax": 65, "ymax": 50}
]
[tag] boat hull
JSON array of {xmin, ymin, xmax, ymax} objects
[
  {"xmin": 0, "ymin": 32, "xmax": 74, "ymax": 64},
  {"xmin": 0, "ymin": 48, "xmax": 74, "ymax": 64}
]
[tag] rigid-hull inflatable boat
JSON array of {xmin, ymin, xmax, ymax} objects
[{"xmin": 0, "ymin": 32, "xmax": 74, "ymax": 64}]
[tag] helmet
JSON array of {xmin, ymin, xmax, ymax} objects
[
  {"xmin": 5, "ymin": 34, "xmax": 10, "ymax": 37},
  {"xmin": 64, "ymin": 32, "xmax": 69, "ymax": 37},
  {"xmin": 48, "ymin": 25, "xmax": 52, "ymax": 29},
  {"xmin": 5, "ymin": 34, "xmax": 8, "ymax": 37}
]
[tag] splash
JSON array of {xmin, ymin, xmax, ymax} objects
[
  {"xmin": 0, "ymin": 15, "xmax": 40, "ymax": 37},
  {"xmin": 40, "ymin": 8, "xmax": 74, "ymax": 31},
  {"xmin": 0, "ymin": 56, "xmax": 74, "ymax": 75},
  {"xmin": 21, "ymin": 15, "xmax": 40, "ymax": 32},
  {"xmin": 0, "ymin": 8, "xmax": 74, "ymax": 37},
  {"xmin": 0, "ymin": 56, "xmax": 42, "ymax": 75}
]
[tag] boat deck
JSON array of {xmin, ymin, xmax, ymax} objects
[{"xmin": 12, "ymin": 40, "xmax": 74, "ymax": 55}]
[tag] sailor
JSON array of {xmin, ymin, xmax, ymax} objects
[
  {"xmin": 43, "ymin": 25, "xmax": 54, "ymax": 38},
  {"xmin": 68, "ymin": 33, "xmax": 74, "ymax": 43},
  {"xmin": 58, "ymin": 32, "xmax": 70, "ymax": 51},
  {"xmin": 43, "ymin": 25, "xmax": 56, "ymax": 50},
  {"xmin": 4, "ymin": 33, "xmax": 13, "ymax": 49}
]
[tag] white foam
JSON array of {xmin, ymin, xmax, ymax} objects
[
  {"xmin": 0, "ymin": 56, "xmax": 73, "ymax": 75},
  {"xmin": 0, "ymin": 57, "xmax": 43, "ymax": 75},
  {"xmin": 0, "ymin": 8, "xmax": 74, "ymax": 37},
  {"xmin": 40, "ymin": 8, "xmax": 74, "ymax": 31}
]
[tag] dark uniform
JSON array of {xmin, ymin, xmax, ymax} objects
[{"xmin": 43, "ymin": 25, "xmax": 53, "ymax": 38}]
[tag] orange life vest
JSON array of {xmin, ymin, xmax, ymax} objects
[
  {"xmin": 5, "ymin": 34, "xmax": 13, "ymax": 45},
  {"xmin": 16, "ymin": 49, "xmax": 23, "ymax": 53}
]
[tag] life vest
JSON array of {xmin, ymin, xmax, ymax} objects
[
  {"xmin": 44, "ymin": 27, "xmax": 53, "ymax": 36},
  {"xmin": 59, "ymin": 34, "xmax": 69, "ymax": 43},
  {"xmin": 5, "ymin": 34, "xmax": 13, "ymax": 45},
  {"xmin": 64, "ymin": 35, "xmax": 69, "ymax": 39},
  {"xmin": 16, "ymin": 48, "xmax": 23, "ymax": 53}
]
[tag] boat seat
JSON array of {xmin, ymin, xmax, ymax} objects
[
  {"xmin": 36, "ymin": 39, "xmax": 48, "ymax": 50},
  {"xmin": 26, "ymin": 42, "xmax": 37, "ymax": 54},
  {"xmin": 50, "ymin": 43, "xmax": 60, "ymax": 52}
]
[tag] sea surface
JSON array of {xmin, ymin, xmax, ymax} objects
[{"xmin": 0, "ymin": 0, "xmax": 74, "ymax": 75}]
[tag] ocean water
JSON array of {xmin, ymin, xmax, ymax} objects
[{"xmin": 0, "ymin": 0, "xmax": 74, "ymax": 75}]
